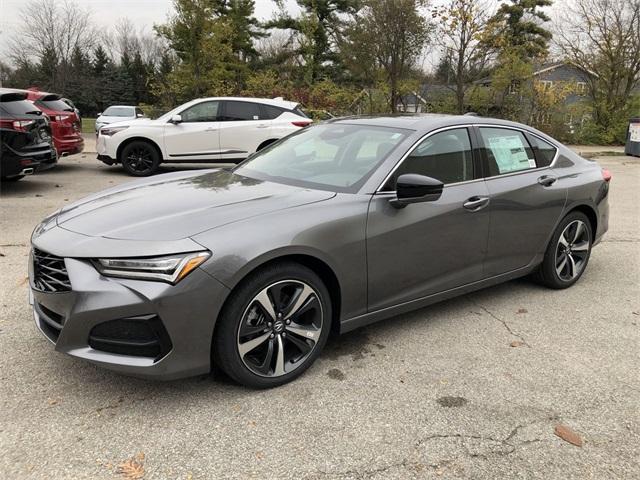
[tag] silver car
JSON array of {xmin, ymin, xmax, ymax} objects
[
  {"xmin": 95, "ymin": 105, "xmax": 145, "ymax": 132},
  {"xmin": 29, "ymin": 115, "xmax": 610, "ymax": 388}
]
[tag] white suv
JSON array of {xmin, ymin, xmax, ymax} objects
[{"xmin": 96, "ymin": 97, "xmax": 312, "ymax": 176}]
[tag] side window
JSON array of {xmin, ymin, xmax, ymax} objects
[
  {"xmin": 220, "ymin": 101, "xmax": 262, "ymax": 121},
  {"xmin": 180, "ymin": 101, "xmax": 219, "ymax": 122},
  {"xmin": 526, "ymin": 134, "xmax": 557, "ymax": 167},
  {"xmin": 388, "ymin": 128, "xmax": 473, "ymax": 187},
  {"xmin": 479, "ymin": 128, "xmax": 536, "ymax": 176},
  {"xmin": 262, "ymin": 104, "xmax": 284, "ymax": 120}
]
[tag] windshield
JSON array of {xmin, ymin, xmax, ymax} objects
[
  {"xmin": 0, "ymin": 99, "xmax": 42, "ymax": 116},
  {"xmin": 235, "ymin": 123, "xmax": 410, "ymax": 192},
  {"xmin": 103, "ymin": 106, "xmax": 134, "ymax": 117},
  {"xmin": 36, "ymin": 99, "xmax": 74, "ymax": 112}
]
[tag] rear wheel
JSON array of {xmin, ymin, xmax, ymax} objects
[
  {"xmin": 213, "ymin": 262, "xmax": 331, "ymax": 388},
  {"xmin": 535, "ymin": 211, "xmax": 592, "ymax": 289},
  {"xmin": 120, "ymin": 141, "xmax": 160, "ymax": 176}
]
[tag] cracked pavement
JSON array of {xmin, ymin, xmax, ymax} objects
[{"xmin": 1, "ymin": 153, "xmax": 639, "ymax": 479}]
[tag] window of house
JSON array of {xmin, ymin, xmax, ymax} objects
[
  {"xmin": 539, "ymin": 80, "xmax": 554, "ymax": 91},
  {"xmin": 576, "ymin": 82, "xmax": 587, "ymax": 95},
  {"xmin": 479, "ymin": 128, "xmax": 537, "ymax": 176}
]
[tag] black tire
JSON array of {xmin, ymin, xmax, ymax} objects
[
  {"xmin": 534, "ymin": 211, "xmax": 593, "ymax": 289},
  {"xmin": 120, "ymin": 140, "xmax": 160, "ymax": 176},
  {"xmin": 213, "ymin": 262, "xmax": 332, "ymax": 389}
]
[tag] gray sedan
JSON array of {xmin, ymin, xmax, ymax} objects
[{"xmin": 29, "ymin": 115, "xmax": 610, "ymax": 388}]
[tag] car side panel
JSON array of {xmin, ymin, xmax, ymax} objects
[
  {"xmin": 193, "ymin": 194, "xmax": 370, "ymax": 322},
  {"xmin": 483, "ymin": 167, "xmax": 567, "ymax": 276}
]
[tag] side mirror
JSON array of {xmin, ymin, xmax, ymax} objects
[
  {"xmin": 136, "ymin": 113, "xmax": 144, "ymax": 118},
  {"xmin": 97, "ymin": 112, "xmax": 102, "ymax": 117},
  {"xmin": 170, "ymin": 114, "xmax": 182, "ymax": 124},
  {"xmin": 390, "ymin": 174, "xmax": 444, "ymax": 208}
]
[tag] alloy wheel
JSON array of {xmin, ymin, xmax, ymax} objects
[
  {"xmin": 125, "ymin": 146, "xmax": 154, "ymax": 173},
  {"xmin": 236, "ymin": 280, "xmax": 324, "ymax": 377},
  {"xmin": 555, "ymin": 220, "xmax": 590, "ymax": 281}
]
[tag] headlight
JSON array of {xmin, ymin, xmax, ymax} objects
[
  {"xmin": 93, "ymin": 251, "xmax": 210, "ymax": 284},
  {"xmin": 100, "ymin": 125, "xmax": 129, "ymax": 136}
]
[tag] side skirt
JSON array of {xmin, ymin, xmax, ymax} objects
[{"xmin": 339, "ymin": 257, "xmax": 542, "ymax": 334}]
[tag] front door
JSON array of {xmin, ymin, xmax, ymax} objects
[
  {"xmin": 367, "ymin": 127, "xmax": 491, "ymax": 311},
  {"xmin": 476, "ymin": 126, "xmax": 567, "ymax": 276},
  {"xmin": 164, "ymin": 100, "xmax": 220, "ymax": 161}
]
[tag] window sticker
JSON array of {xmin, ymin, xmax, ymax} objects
[
  {"xmin": 487, "ymin": 135, "xmax": 534, "ymax": 173},
  {"xmin": 630, "ymin": 124, "xmax": 640, "ymax": 142}
]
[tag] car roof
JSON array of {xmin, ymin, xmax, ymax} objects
[
  {"xmin": 2, "ymin": 87, "xmax": 60, "ymax": 101},
  {"xmin": 195, "ymin": 97, "xmax": 300, "ymax": 110},
  {"xmin": 104, "ymin": 105, "xmax": 136, "ymax": 109},
  {"xmin": 328, "ymin": 113, "xmax": 541, "ymax": 133}
]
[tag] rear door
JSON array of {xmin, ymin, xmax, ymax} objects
[
  {"xmin": 476, "ymin": 126, "xmax": 567, "ymax": 276},
  {"xmin": 217, "ymin": 101, "xmax": 271, "ymax": 162},
  {"xmin": 163, "ymin": 100, "xmax": 220, "ymax": 161}
]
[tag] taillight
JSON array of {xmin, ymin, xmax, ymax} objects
[
  {"xmin": 602, "ymin": 168, "xmax": 612, "ymax": 182},
  {"xmin": 0, "ymin": 120, "xmax": 35, "ymax": 131},
  {"xmin": 292, "ymin": 120, "xmax": 312, "ymax": 127},
  {"xmin": 52, "ymin": 114, "xmax": 70, "ymax": 122}
]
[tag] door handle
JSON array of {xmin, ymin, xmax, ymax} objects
[
  {"xmin": 537, "ymin": 175, "xmax": 557, "ymax": 187},
  {"xmin": 463, "ymin": 196, "xmax": 490, "ymax": 211},
  {"xmin": 256, "ymin": 124, "xmax": 269, "ymax": 129},
  {"xmin": 205, "ymin": 127, "xmax": 217, "ymax": 132}
]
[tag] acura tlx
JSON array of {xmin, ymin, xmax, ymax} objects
[{"xmin": 29, "ymin": 115, "xmax": 609, "ymax": 388}]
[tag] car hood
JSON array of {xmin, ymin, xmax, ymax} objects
[
  {"xmin": 96, "ymin": 115, "xmax": 136, "ymax": 125},
  {"xmin": 56, "ymin": 169, "xmax": 336, "ymax": 241},
  {"xmin": 97, "ymin": 118, "xmax": 152, "ymax": 128}
]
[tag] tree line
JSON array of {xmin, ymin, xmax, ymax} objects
[{"xmin": 1, "ymin": 0, "xmax": 639, "ymax": 144}]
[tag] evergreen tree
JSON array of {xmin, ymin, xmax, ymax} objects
[{"xmin": 483, "ymin": 0, "xmax": 553, "ymax": 59}]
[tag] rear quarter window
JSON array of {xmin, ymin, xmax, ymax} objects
[
  {"xmin": 526, "ymin": 134, "xmax": 558, "ymax": 167},
  {"xmin": 261, "ymin": 104, "xmax": 284, "ymax": 120}
]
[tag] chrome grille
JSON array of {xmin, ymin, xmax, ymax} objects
[{"xmin": 32, "ymin": 248, "xmax": 71, "ymax": 292}]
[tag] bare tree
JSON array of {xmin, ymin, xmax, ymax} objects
[
  {"xmin": 434, "ymin": 0, "xmax": 493, "ymax": 113},
  {"xmin": 555, "ymin": 0, "xmax": 640, "ymax": 128},
  {"xmin": 8, "ymin": 0, "xmax": 95, "ymax": 91}
]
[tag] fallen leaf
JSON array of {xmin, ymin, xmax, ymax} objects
[
  {"xmin": 554, "ymin": 424, "xmax": 583, "ymax": 447},
  {"xmin": 510, "ymin": 340, "xmax": 526, "ymax": 348},
  {"xmin": 116, "ymin": 452, "xmax": 145, "ymax": 479},
  {"xmin": 47, "ymin": 399, "xmax": 58, "ymax": 405},
  {"xmin": 255, "ymin": 451, "xmax": 265, "ymax": 460},
  {"xmin": 516, "ymin": 308, "xmax": 528, "ymax": 314}
]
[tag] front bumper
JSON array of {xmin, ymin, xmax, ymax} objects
[{"xmin": 28, "ymin": 230, "xmax": 230, "ymax": 380}]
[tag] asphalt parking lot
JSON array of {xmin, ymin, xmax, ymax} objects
[{"xmin": 1, "ymin": 150, "xmax": 638, "ymax": 479}]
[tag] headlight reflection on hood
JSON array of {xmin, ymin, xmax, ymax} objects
[{"xmin": 93, "ymin": 251, "xmax": 211, "ymax": 284}]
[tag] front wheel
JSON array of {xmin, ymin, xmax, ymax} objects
[
  {"xmin": 535, "ymin": 211, "xmax": 593, "ymax": 289},
  {"xmin": 120, "ymin": 141, "xmax": 160, "ymax": 176},
  {"xmin": 213, "ymin": 262, "xmax": 331, "ymax": 388}
]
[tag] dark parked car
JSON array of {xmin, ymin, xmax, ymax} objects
[
  {"xmin": 1, "ymin": 89, "xmax": 57, "ymax": 181},
  {"xmin": 29, "ymin": 115, "xmax": 610, "ymax": 388}
]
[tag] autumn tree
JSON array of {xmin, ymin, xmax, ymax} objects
[
  {"xmin": 344, "ymin": 0, "xmax": 431, "ymax": 112},
  {"xmin": 433, "ymin": 0, "xmax": 493, "ymax": 113},
  {"xmin": 556, "ymin": 0, "xmax": 640, "ymax": 132}
]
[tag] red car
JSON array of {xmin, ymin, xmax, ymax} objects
[{"xmin": 17, "ymin": 88, "xmax": 84, "ymax": 156}]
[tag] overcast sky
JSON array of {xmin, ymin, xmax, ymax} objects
[
  {"xmin": 0, "ymin": 0, "xmax": 560, "ymax": 69},
  {"xmin": 0, "ymin": 0, "xmax": 298, "ymax": 56}
]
